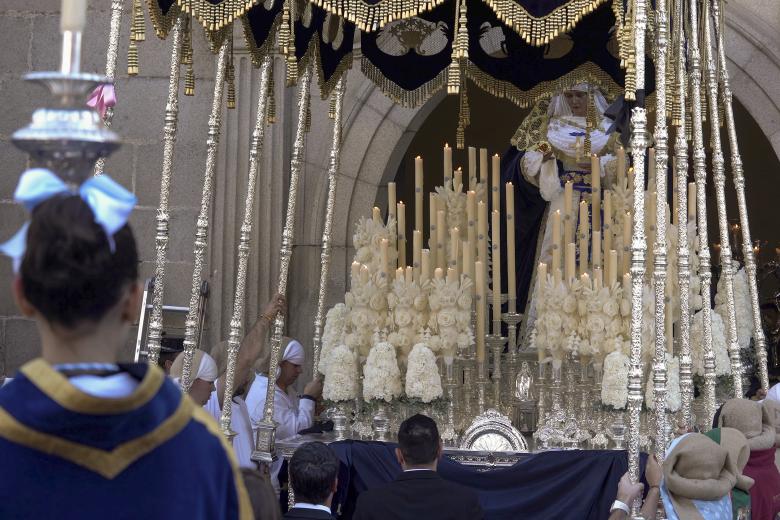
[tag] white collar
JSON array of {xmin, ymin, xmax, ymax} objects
[
  {"xmin": 403, "ymin": 468, "xmax": 435, "ymax": 472},
  {"xmin": 294, "ymin": 503, "xmax": 331, "ymax": 514}
]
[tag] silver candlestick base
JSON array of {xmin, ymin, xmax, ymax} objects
[
  {"xmin": 332, "ymin": 402, "xmax": 350, "ymax": 441},
  {"xmin": 487, "ymin": 334, "xmax": 507, "ymax": 409},
  {"xmin": 502, "ymin": 310, "xmax": 523, "ymax": 396},
  {"xmin": 13, "ymin": 31, "xmax": 120, "ymax": 184},
  {"xmin": 476, "ymin": 361, "xmax": 489, "ymax": 414},
  {"xmin": 462, "ymin": 360, "xmax": 474, "ymax": 425},
  {"xmin": 373, "ymin": 402, "xmax": 390, "ymax": 442},
  {"xmin": 251, "ymin": 421, "xmax": 278, "ymax": 464}
]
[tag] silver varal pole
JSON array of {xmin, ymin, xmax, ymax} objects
[
  {"xmin": 702, "ymin": 0, "xmax": 743, "ymax": 398},
  {"xmin": 713, "ymin": 0, "xmax": 770, "ymax": 391},
  {"xmin": 253, "ymin": 63, "xmax": 313, "ymax": 463},
  {"xmin": 673, "ymin": 0, "xmax": 694, "ymax": 430},
  {"xmin": 179, "ymin": 39, "xmax": 230, "ymax": 390},
  {"xmin": 219, "ymin": 55, "xmax": 274, "ymax": 438},
  {"xmin": 651, "ymin": 0, "xmax": 670, "ymax": 461},
  {"xmin": 94, "ymin": 0, "xmax": 124, "ymax": 176},
  {"xmin": 145, "ymin": 14, "xmax": 185, "ymax": 366},
  {"xmin": 312, "ymin": 74, "xmax": 347, "ymax": 377},
  {"xmin": 688, "ymin": 0, "xmax": 718, "ymax": 423},
  {"xmin": 627, "ymin": 0, "xmax": 649, "ymax": 502}
]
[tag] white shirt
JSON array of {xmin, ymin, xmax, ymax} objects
[
  {"xmin": 294, "ymin": 503, "xmax": 331, "ymax": 514},
  {"xmin": 245, "ymin": 373, "xmax": 315, "ymax": 490},
  {"xmin": 69, "ymin": 373, "xmax": 139, "ymax": 398},
  {"xmin": 204, "ymin": 386, "xmax": 255, "ymax": 469}
]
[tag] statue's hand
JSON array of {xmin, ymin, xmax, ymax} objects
[{"xmin": 543, "ymin": 150, "xmax": 554, "ymax": 162}]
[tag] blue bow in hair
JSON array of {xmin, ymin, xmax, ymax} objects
[{"xmin": 0, "ymin": 168, "xmax": 137, "ymax": 272}]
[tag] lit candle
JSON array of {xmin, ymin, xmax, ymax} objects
[
  {"xmin": 594, "ymin": 266, "xmax": 603, "ymax": 289},
  {"xmin": 628, "ymin": 166, "xmax": 634, "ymax": 192},
  {"xmin": 388, "ymin": 182, "xmax": 397, "ymax": 221},
  {"xmin": 538, "ymin": 262, "xmax": 547, "ymax": 284},
  {"xmin": 478, "ymin": 201, "xmax": 488, "ymax": 304},
  {"xmin": 413, "ymin": 230, "xmax": 422, "ymax": 282},
  {"xmin": 454, "ymin": 167, "xmax": 463, "ymax": 192},
  {"xmin": 581, "ymin": 272, "xmax": 590, "ymax": 289},
  {"xmin": 446, "ymin": 267, "xmax": 457, "ymax": 283},
  {"xmin": 712, "ymin": 243, "xmax": 721, "ymax": 265},
  {"xmin": 372, "ymin": 206, "xmax": 381, "ymax": 223},
  {"xmin": 506, "ymin": 182, "xmax": 517, "ymax": 312},
  {"xmin": 434, "ymin": 267, "xmax": 444, "ymax": 280},
  {"xmin": 491, "ymin": 210, "xmax": 502, "ymax": 334},
  {"xmin": 468, "ymin": 146, "xmax": 477, "ymax": 191},
  {"xmin": 617, "ymin": 146, "xmax": 626, "ymax": 187},
  {"xmin": 437, "ymin": 210, "xmax": 446, "ymax": 270},
  {"xmin": 475, "ymin": 261, "xmax": 486, "ymax": 363},
  {"xmin": 415, "ymin": 156, "xmax": 424, "ymax": 231},
  {"xmin": 397, "ymin": 201, "xmax": 406, "ymax": 268},
  {"xmin": 579, "ymin": 201, "xmax": 589, "ymax": 275},
  {"xmin": 609, "ymin": 250, "xmax": 618, "ymax": 287},
  {"xmin": 421, "ymin": 249, "xmax": 431, "ymax": 282},
  {"xmin": 444, "ymin": 143, "xmax": 453, "ymax": 187},
  {"xmin": 479, "ymin": 148, "xmax": 488, "ymax": 184},
  {"xmin": 360, "ymin": 264, "xmax": 369, "ymax": 285},
  {"xmin": 406, "ymin": 266, "xmax": 414, "ymax": 284},
  {"xmin": 552, "ymin": 209, "xmax": 562, "ymax": 254},
  {"xmin": 552, "ymin": 244, "xmax": 561, "ymax": 277},
  {"xmin": 396, "ymin": 267, "xmax": 404, "ymax": 281},
  {"xmin": 450, "ymin": 227, "xmax": 460, "ymax": 274},
  {"xmin": 604, "ymin": 191, "xmax": 612, "ymax": 254},
  {"xmin": 566, "ymin": 242, "xmax": 576, "ymax": 284},
  {"xmin": 351, "ymin": 261, "xmax": 361, "ymax": 284},
  {"xmin": 564, "ymin": 181, "xmax": 574, "ymax": 245},
  {"xmin": 591, "ymin": 154, "xmax": 601, "ymax": 232},
  {"xmin": 593, "ymin": 230, "xmax": 602, "ymax": 267},
  {"xmin": 380, "ymin": 239, "xmax": 389, "ymax": 280},
  {"xmin": 622, "ymin": 212, "xmax": 631, "ymax": 275},
  {"xmin": 492, "ymin": 154, "xmax": 501, "ymax": 211},
  {"xmin": 623, "ymin": 273, "xmax": 631, "ymax": 291},
  {"xmin": 688, "ymin": 182, "xmax": 696, "ymax": 221},
  {"xmin": 61, "ymin": 0, "xmax": 87, "ymax": 32},
  {"xmin": 467, "ymin": 191, "xmax": 477, "ymax": 267}
]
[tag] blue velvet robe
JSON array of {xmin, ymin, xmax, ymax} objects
[{"xmin": 0, "ymin": 359, "xmax": 252, "ymax": 519}]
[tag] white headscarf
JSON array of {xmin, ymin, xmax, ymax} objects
[
  {"xmin": 281, "ymin": 339, "xmax": 305, "ymax": 366},
  {"xmin": 170, "ymin": 349, "xmax": 219, "ymax": 384},
  {"xmin": 766, "ymin": 382, "xmax": 780, "ymax": 403}
]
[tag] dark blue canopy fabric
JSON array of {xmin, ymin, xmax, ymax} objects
[{"xmin": 327, "ymin": 440, "xmax": 649, "ymax": 520}]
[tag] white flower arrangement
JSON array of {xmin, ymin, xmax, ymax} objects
[
  {"xmin": 435, "ymin": 184, "xmax": 467, "ymax": 239},
  {"xmin": 644, "ymin": 354, "xmax": 681, "ymax": 412},
  {"xmin": 352, "ymin": 215, "xmax": 398, "ymax": 274},
  {"xmin": 533, "ymin": 275, "xmax": 569, "ymax": 359},
  {"xmin": 323, "ymin": 344, "xmax": 358, "ymax": 402},
  {"xmin": 601, "ymin": 350, "xmax": 629, "ymax": 409},
  {"xmin": 428, "ymin": 274, "xmax": 474, "ymax": 361},
  {"xmin": 405, "ymin": 342, "xmax": 443, "ymax": 403},
  {"xmin": 344, "ymin": 272, "xmax": 389, "ymax": 359},
  {"xmin": 715, "ymin": 267, "xmax": 753, "ymax": 349},
  {"xmin": 691, "ymin": 309, "xmax": 731, "ymax": 377},
  {"xmin": 319, "ymin": 303, "xmax": 348, "ymax": 376},
  {"xmin": 387, "ymin": 277, "xmax": 429, "ymax": 364},
  {"xmin": 363, "ymin": 341, "xmax": 403, "ymax": 402}
]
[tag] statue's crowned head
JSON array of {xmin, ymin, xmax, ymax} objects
[{"xmin": 548, "ymin": 83, "xmax": 609, "ymax": 121}]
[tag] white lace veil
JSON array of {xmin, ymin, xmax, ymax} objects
[{"xmin": 547, "ymin": 83, "xmax": 609, "ymax": 119}]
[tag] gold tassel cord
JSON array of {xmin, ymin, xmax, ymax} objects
[
  {"xmin": 268, "ymin": 65, "xmax": 277, "ymax": 124},
  {"xmin": 133, "ymin": 0, "xmax": 147, "ymax": 42},
  {"xmin": 227, "ymin": 34, "xmax": 236, "ymax": 109},
  {"xmin": 183, "ymin": 17, "xmax": 195, "ymax": 96},
  {"xmin": 585, "ymin": 87, "xmax": 596, "ymax": 156}
]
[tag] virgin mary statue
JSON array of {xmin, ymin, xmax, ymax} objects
[{"xmin": 499, "ymin": 83, "xmax": 619, "ymax": 321}]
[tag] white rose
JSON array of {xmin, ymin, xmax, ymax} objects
[
  {"xmin": 545, "ymin": 312, "xmax": 563, "ymax": 331},
  {"xmin": 437, "ymin": 308, "xmax": 457, "ymax": 328},
  {"xmin": 369, "ymin": 293, "xmax": 386, "ymax": 311},
  {"xmin": 395, "ymin": 308, "xmax": 413, "ymax": 328},
  {"xmin": 562, "ymin": 295, "xmax": 577, "ymax": 314},
  {"xmin": 587, "ymin": 314, "xmax": 606, "ymax": 333},
  {"xmin": 352, "ymin": 310, "xmax": 369, "ymax": 328},
  {"xmin": 603, "ymin": 299, "xmax": 619, "ymax": 318},
  {"xmin": 457, "ymin": 293, "xmax": 473, "ymax": 310},
  {"xmin": 607, "ymin": 318, "xmax": 623, "ymax": 338}
]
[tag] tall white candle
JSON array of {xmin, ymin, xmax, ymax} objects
[
  {"xmin": 478, "ymin": 201, "xmax": 488, "ymax": 302},
  {"xmin": 429, "ymin": 193, "xmax": 438, "ymax": 265},
  {"xmin": 538, "ymin": 262, "xmax": 547, "ymax": 284},
  {"xmin": 604, "ymin": 191, "xmax": 612, "ymax": 254},
  {"xmin": 372, "ymin": 206, "xmax": 381, "ymax": 223},
  {"xmin": 617, "ymin": 146, "xmax": 626, "ymax": 187},
  {"xmin": 506, "ymin": 182, "xmax": 517, "ymax": 312},
  {"xmin": 492, "ymin": 154, "xmax": 501, "ymax": 211},
  {"xmin": 450, "ymin": 227, "xmax": 460, "ymax": 274},
  {"xmin": 360, "ymin": 264, "xmax": 369, "ymax": 285},
  {"xmin": 61, "ymin": 0, "xmax": 87, "ymax": 32},
  {"xmin": 437, "ymin": 210, "xmax": 447, "ymax": 270},
  {"xmin": 434, "ymin": 267, "xmax": 444, "ymax": 280},
  {"xmin": 467, "ymin": 191, "xmax": 477, "ymax": 268},
  {"xmin": 415, "ymin": 156, "xmax": 424, "ymax": 232},
  {"xmin": 479, "ymin": 148, "xmax": 488, "ymax": 184},
  {"xmin": 413, "ymin": 230, "xmax": 422, "ymax": 282},
  {"xmin": 380, "ymin": 239, "xmax": 389, "ymax": 280},
  {"xmin": 397, "ymin": 201, "xmax": 406, "ymax": 268},
  {"xmin": 475, "ymin": 261, "xmax": 486, "ymax": 363},
  {"xmin": 421, "ymin": 249, "xmax": 431, "ymax": 282},
  {"xmin": 609, "ymin": 250, "xmax": 618, "ymax": 287},
  {"xmin": 579, "ymin": 201, "xmax": 589, "ymax": 275},
  {"xmin": 593, "ymin": 230, "xmax": 602, "ymax": 267},
  {"xmin": 351, "ymin": 261, "xmax": 361, "ymax": 284},
  {"xmin": 566, "ymin": 243, "xmax": 576, "ymax": 284},
  {"xmin": 468, "ymin": 147, "xmax": 477, "ymax": 190},
  {"xmin": 564, "ymin": 181, "xmax": 574, "ymax": 245},
  {"xmin": 491, "ymin": 210, "xmax": 502, "ymax": 334},
  {"xmin": 463, "ymin": 240, "xmax": 472, "ymax": 287},
  {"xmin": 591, "ymin": 154, "xmax": 601, "ymax": 232},
  {"xmin": 454, "ymin": 167, "xmax": 463, "ymax": 192},
  {"xmin": 444, "ymin": 143, "xmax": 453, "ymax": 187},
  {"xmin": 388, "ymin": 182, "xmax": 397, "ymax": 221}
]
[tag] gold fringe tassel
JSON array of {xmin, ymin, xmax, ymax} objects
[
  {"xmin": 448, "ymin": 0, "xmax": 469, "ymax": 95},
  {"xmin": 226, "ymin": 35, "xmax": 236, "ymax": 109},
  {"xmin": 183, "ymin": 17, "xmax": 195, "ymax": 96},
  {"xmin": 133, "ymin": 0, "xmax": 146, "ymax": 42},
  {"xmin": 127, "ymin": 40, "xmax": 139, "ymax": 76},
  {"xmin": 268, "ymin": 65, "xmax": 277, "ymax": 124}
]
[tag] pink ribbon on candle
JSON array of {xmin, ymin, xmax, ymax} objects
[{"xmin": 87, "ymin": 83, "xmax": 117, "ymax": 119}]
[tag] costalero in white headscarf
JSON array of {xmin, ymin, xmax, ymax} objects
[{"xmin": 169, "ymin": 348, "xmax": 218, "ymax": 386}]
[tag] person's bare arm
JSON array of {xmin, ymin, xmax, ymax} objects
[
  {"xmin": 608, "ymin": 473, "xmax": 643, "ymax": 520},
  {"xmin": 639, "ymin": 455, "xmax": 662, "ymax": 520},
  {"xmin": 217, "ymin": 294, "xmax": 285, "ymax": 405}
]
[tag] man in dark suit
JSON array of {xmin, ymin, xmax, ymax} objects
[
  {"xmin": 284, "ymin": 441, "xmax": 339, "ymax": 519},
  {"xmin": 352, "ymin": 414, "xmax": 484, "ymax": 520}
]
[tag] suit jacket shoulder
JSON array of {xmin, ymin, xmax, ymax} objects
[{"xmin": 283, "ymin": 507, "xmax": 336, "ymax": 519}]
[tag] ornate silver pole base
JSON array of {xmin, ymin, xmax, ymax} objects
[
  {"xmin": 487, "ymin": 334, "xmax": 507, "ymax": 409},
  {"xmin": 476, "ymin": 361, "xmax": 489, "ymax": 414},
  {"xmin": 332, "ymin": 403, "xmax": 350, "ymax": 441},
  {"xmin": 373, "ymin": 403, "xmax": 390, "ymax": 442},
  {"xmin": 251, "ymin": 422, "xmax": 278, "ymax": 464}
]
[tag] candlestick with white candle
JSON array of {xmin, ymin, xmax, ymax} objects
[
  {"xmin": 565, "ymin": 243, "xmax": 576, "ymax": 284},
  {"xmin": 415, "ymin": 156, "xmax": 424, "ymax": 231},
  {"xmin": 397, "ymin": 201, "xmax": 406, "ymax": 268},
  {"xmin": 609, "ymin": 250, "xmax": 618, "ymax": 287},
  {"xmin": 468, "ymin": 146, "xmax": 477, "ymax": 190},
  {"xmin": 604, "ymin": 190, "xmax": 612, "ymax": 254},
  {"xmin": 429, "ymin": 193, "xmax": 438, "ymax": 265},
  {"xmin": 61, "ymin": 0, "xmax": 88, "ymax": 32},
  {"xmin": 434, "ymin": 267, "xmax": 444, "ymax": 280},
  {"xmin": 351, "ymin": 261, "xmax": 361, "ymax": 284},
  {"xmin": 564, "ymin": 181, "xmax": 574, "ymax": 245},
  {"xmin": 594, "ymin": 266, "xmax": 603, "ymax": 289},
  {"xmin": 360, "ymin": 264, "xmax": 369, "ymax": 285},
  {"xmin": 593, "ymin": 230, "xmax": 602, "ymax": 267},
  {"xmin": 446, "ymin": 267, "xmax": 457, "ymax": 284},
  {"xmin": 450, "ymin": 227, "xmax": 460, "ymax": 275},
  {"xmin": 479, "ymin": 148, "xmax": 488, "ymax": 184},
  {"xmin": 491, "ymin": 210, "xmax": 502, "ymax": 334},
  {"xmin": 372, "ymin": 206, "xmax": 381, "ymax": 223},
  {"xmin": 463, "ymin": 240, "xmax": 472, "ymax": 286},
  {"xmin": 380, "ymin": 239, "xmax": 389, "ymax": 281},
  {"xmin": 467, "ymin": 191, "xmax": 477, "ymax": 269},
  {"xmin": 579, "ymin": 201, "xmax": 589, "ymax": 275},
  {"xmin": 538, "ymin": 262, "xmax": 547, "ymax": 285},
  {"xmin": 492, "ymin": 154, "xmax": 500, "ymax": 210},
  {"xmin": 421, "ymin": 249, "xmax": 431, "ymax": 282},
  {"xmin": 506, "ymin": 182, "xmax": 517, "ymax": 312},
  {"xmin": 396, "ymin": 267, "xmax": 404, "ymax": 281}
]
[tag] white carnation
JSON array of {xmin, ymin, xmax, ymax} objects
[
  {"xmin": 323, "ymin": 344, "xmax": 358, "ymax": 402},
  {"xmin": 405, "ymin": 343, "xmax": 443, "ymax": 403},
  {"xmin": 601, "ymin": 351, "xmax": 629, "ymax": 409},
  {"xmin": 319, "ymin": 303, "xmax": 348, "ymax": 376},
  {"xmin": 644, "ymin": 354, "xmax": 681, "ymax": 412},
  {"xmin": 714, "ymin": 267, "xmax": 753, "ymax": 349},
  {"xmin": 691, "ymin": 309, "xmax": 731, "ymax": 377},
  {"xmin": 363, "ymin": 341, "xmax": 403, "ymax": 402}
]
